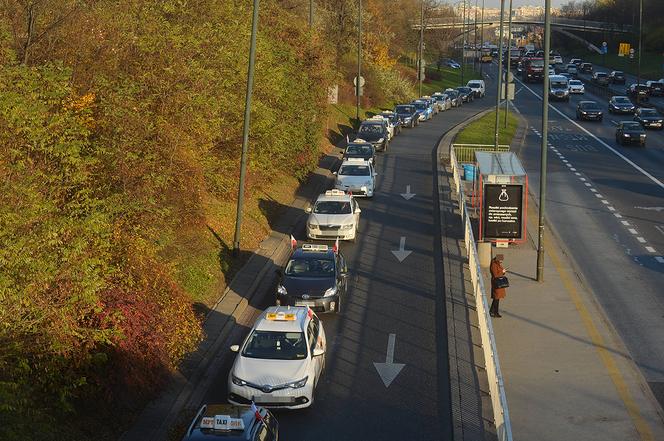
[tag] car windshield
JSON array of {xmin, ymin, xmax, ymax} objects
[
  {"xmin": 640, "ymin": 109, "xmax": 658, "ymax": 116},
  {"xmin": 284, "ymin": 257, "xmax": 335, "ymax": 277},
  {"xmin": 395, "ymin": 105, "xmax": 414, "ymax": 114},
  {"xmin": 457, "ymin": 87, "xmax": 471, "ymax": 93},
  {"xmin": 359, "ymin": 124, "xmax": 382, "ymax": 134},
  {"xmin": 468, "ymin": 82, "xmax": 481, "ymax": 88},
  {"xmin": 529, "ymin": 59, "xmax": 544, "ymax": 67},
  {"xmin": 413, "ymin": 102, "xmax": 427, "ymax": 110},
  {"xmin": 651, "ymin": 82, "xmax": 663, "ymax": 87},
  {"xmin": 569, "ymin": 80, "xmax": 582, "ymax": 85},
  {"xmin": 446, "ymin": 91, "xmax": 459, "ymax": 98},
  {"xmin": 346, "ymin": 144, "xmax": 372, "ymax": 155},
  {"xmin": 622, "ymin": 122, "xmax": 642, "ymax": 130},
  {"xmin": 242, "ymin": 330, "xmax": 307, "ymax": 360},
  {"xmin": 314, "ymin": 201, "xmax": 351, "ymax": 214},
  {"xmin": 596, "ymin": 73, "xmax": 607, "ymax": 78},
  {"xmin": 613, "ymin": 71, "xmax": 624, "ymax": 76},
  {"xmin": 567, "ymin": 64, "xmax": 576, "ymax": 69},
  {"xmin": 614, "ymin": 97, "xmax": 631, "ymax": 104},
  {"xmin": 636, "ymin": 85, "xmax": 649, "ymax": 91},
  {"xmin": 339, "ymin": 165, "xmax": 370, "ymax": 176},
  {"xmin": 551, "ymin": 80, "xmax": 567, "ymax": 88},
  {"xmin": 581, "ymin": 102, "xmax": 600, "ymax": 110}
]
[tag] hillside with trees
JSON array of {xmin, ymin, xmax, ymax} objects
[{"xmin": 0, "ymin": 1, "xmax": 452, "ymax": 439}]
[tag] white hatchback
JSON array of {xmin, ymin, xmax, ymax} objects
[
  {"xmin": 306, "ymin": 190, "xmax": 361, "ymax": 241},
  {"xmin": 228, "ymin": 306, "xmax": 326, "ymax": 409},
  {"xmin": 334, "ymin": 158, "xmax": 376, "ymax": 197}
]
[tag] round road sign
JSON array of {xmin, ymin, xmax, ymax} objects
[
  {"xmin": 602, "ymin": 41, "xmax": 607, "ymax": 47},
  {"xmin": 353, "ymin": 76, "xmax": 365, "ymax": 87}
]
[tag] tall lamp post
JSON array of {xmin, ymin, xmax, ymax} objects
[
  {"xmin": 480, "ymin": 0, "xmax": 485, "ymax": 75},
  {"xmin": 356, "ymin": 0, "xmax": 362, "ymax": 122},
  {"xmin": 309, "ymin": 0, "xmax": 313, "ymax": 28},
  {"xmin": 504, "ymin": 0, "xmax": 513, "ymax": 128},
  {"xmin": 493, "ymin": 0, "xmax": 505, "ymax": 148},
  {"xmin": 462, "ymin": 0, "xmax": 466, "ymax": 85},
  {"xmin": 419, "ymin": 0, "xmax": 424, "ymax": 97},
  {"xmin": 636, "ymin": 0, "xmax": 643, "ymax": 106},
  {"xmin": 536, "ymin": 0, "xmax": 552, "ymax": 282},
  {"xmin": 233, "ymin": 0, "xmax": 260, "ymax": 255}
]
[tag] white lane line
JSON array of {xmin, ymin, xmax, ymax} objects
[
  {"xmin": 607, "ymin": 206, "xmax": 616, "ymax": 211},
  {"xmin": 590, "ymin": 188, "xmax": 598, "ymax": 192},
  {"xmin": 515, "ymin": 80, "xmax": 664, "ymax": 190},
  {"xmin": 585, "ymin": 183, "xmax": 592, "ymax": 187},
  {"xmin": 615, "ymin": 213, "xmax": 623, "ymax": 218},
  {"xmin": 628, "ymin": 228, "xmax": 638, "ymax": 234},
  {"xmin": 637, "ymin": 237, "xmax": 647, "ymax": 243},
  {"xmin": 595, "ymin": 194, "xmax": 604, "ymax": 198},
  {"xmin": 621, "ymin": 220, "xmax": 631, "ymax": 226},
  {"xmin": 656, "ymin": 256, "xmax": 664, "ymax": 264},
  {"xmin": 645, "ymin": 246, "xmax": 656, "ymax": 253},
  {"xmin": 601, "ymin": 200, "xmax": 610, "ymax": 205},
  {"xmin": 579, "ymin": 176, "xmax": 586, "ymax": 180},
  {"xmin": 570, "ymin": 167, "xmax": 577, "ymax": 171}
]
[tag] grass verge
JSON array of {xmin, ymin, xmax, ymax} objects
[
  {"xmin": 455, "ymin": 108, "xmax": 519, "ymax": 146},
  {"xmin": 421, "ymin": 64, "xmax": 483, "ymax": 95}
]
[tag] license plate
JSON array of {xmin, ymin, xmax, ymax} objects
[
  {"xmin": 253, "ymin": 394, "xmax": 293, "ymax": 403},
  {"xmin": 296, "ymin": 301, "xmax": 315, "ymax": 307}
]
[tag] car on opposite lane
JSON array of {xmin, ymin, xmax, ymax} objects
[
  {"xmin": 182, "ymin": 404, "xmax": 278, "ymax": 441},
  {"xmin": 579, "ymin": 63, "xmax": 593, "ymax": 74},
  {"xmin": 276, "ymin": 243, "xmax": 348, "ymax": 313},
  {"xmin": 306, "ymin": 190, "xmax": 361, "ymax": 242},
  {"xmin": 627, "ymin": 83, "xmax": 650, "ymax": 102},
  {"xmin": 576, "ymin": 100, "xmax": 603, "ymax": 121},
  {"xmin": 645, "ymin": 80, "xmax": 664, "ymax": 97},
  {"xmin": 608, "ymin": 96, "xmax": 636, "ymax": 114},
  {"xmin": 568, "ymin": 79, "xmax": 585, "ymax": 94},
  {"xmin": 591, "ymin": 72, "xmax": 610, "ymax": 86},
  {"xmin": 395, "ymin": 104, "xmax": 418, "ymax": 128},
  {"xmin": 228, "ymin": 306, "xmax": 327, "ymax": 409},
  {"xmin": 357, "ymin": 119, "xmax": 389, "ymax": 151},
  {"xmin": 334, "ymin": 157, "xmax": 376, "ymax": 197},
  {"xmin": 548, "ymin": 75, "xmax": 570, "ymax": 101},
  {"xmin": 615, "ymin": 121, "xmax": 647, "ymax": 147},
  {"xmin": 565, "ymin": 63, "xmax": 578, "ymax": 77},
  {"xmin": 633, "ymin": 107, "xmax": 664, "ymax": 130}
]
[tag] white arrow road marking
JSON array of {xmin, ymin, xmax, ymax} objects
[
  {"xmin": 391, "ymin": 237, "xmax": 412, "ymax": 262},
  {"xmin": 373, "ymin": 333, "xmax": 405, "ymax": 387},
  {"xmin": 400, "ymin": 185, "xmax": 416, "ymax": 200},
  {"xmin": 635, "ymin": 206, "xmax": 664, "ymax": 212}
]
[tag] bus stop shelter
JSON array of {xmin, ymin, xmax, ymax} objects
[{"xmin": 474, "ymin": 151, "xmax": 528, "ymax": 243}]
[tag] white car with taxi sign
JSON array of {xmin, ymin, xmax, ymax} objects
[
  {"xmin": 334, "ymin": 157, "xmax": 376, "ymax": 197},
  {"xmin": 228, "ymin": 306, "xmax": 326, "ymax": 409},
  {"xmin": 306, "ymin": 190, "xmax": 361, "ymax": 241}
]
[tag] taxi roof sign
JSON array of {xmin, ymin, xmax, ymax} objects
[
  {"xmin": 200, "ymin": 415, "xmax": 246, "ymax": 431},
  {"xmin": 324, "ymin": 189, "xmax": 347, "ymax": 197},
  {"xmin": 266, "ymin": 312, "xmax": 297, "ymax": 321},
  {"xmin": 351, "ymin": 138, "xmax": 368, "ymax": 143},
  {"xmin": 344, "ymin": 157, "xmax": 368, "ymax": 163}
]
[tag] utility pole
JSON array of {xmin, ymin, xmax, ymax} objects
[
  {"xmin": 480, "ymin": 0, "xmax": 485, "ymax": 75},
  {"xmin": 309, "ymin": 0, "xmax": 313, "ymax": 28},
  {"xmin": 233, "ymin": 0, "xmax": 260, "ymax": 255},
  {"xmin": 504, "ymin": 0, "xmax": 513, "ymax": 128},
  {"xmin": 356, "ymin": 0, "xmax": 362, "ymax": 122},
  {"xmin": 536, "ymin": 0, "xmax": 552, "ymax": 282},
  {"xmin": 474, "ymin": 0, "xmax": 478, "ymax": 69},
  {"xmin": 493, "ymin": 0, "xmax": 505, "ymax": 148},
  {"xmin": 636, "ymin": 0, "xmax": 643, "ymax": 106},
  {"xmin": 461, "ymin": 0, "xmax": 466, "ymax": 85},
  {"xmin": 419, "ymin": 0, "xmax": 424, "ymax": 96}
]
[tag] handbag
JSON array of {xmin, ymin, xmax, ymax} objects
[{"xmin": 494, "ymin": 276, "xmax": 510, "ymax": 289}]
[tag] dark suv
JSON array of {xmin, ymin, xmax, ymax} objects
[
  {"xmin": 579, "ymin": 63, "xmax": 593, "ymax": 74},
  {"xmin": 395, "ymin": 104, "xmax": 418, "ymax": 128},
  {"xmin": 576, "ymin": 100, "xmax": 603, "ymax": 121},
  {"xmin": 276, "ymin": 244, "xmax": 348, "ymax": 313},
  {"xmin": 357, "ymin": 119, "xmax": 389, "ymax": 151},
  {"xmin": 591, "ymin": 72, "xmax": 609, "ymax": 86},
  {"xmin": 609, "ymin": 71, "xmax": 626, "ymax": 84},
  {"xmin": 627, "ymin": 84, "xmax": 650, "ymax": 102}
]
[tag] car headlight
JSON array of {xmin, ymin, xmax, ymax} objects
[
  {"xmin": 341, "ymin": 224, "xmax": 354, "ymax": 230},
  {"xmin": 232, "ymin": 375, "xmax": 248, "ymax": 386},
  {"xmin": 307, "ymin": 223, "xmax": 318, "ymax": 229},
  {"xmin": 623, "ymin": 133, "xmax": 630, "ymax": 137},
  {"xmin": 365, "ymin": 180, "xmax": 373, "ymax": 186},
  {"xmin": 658, "ymin": 120, "xmax": 663, "ymax": 123},
  {"xmin": 324, "ymin": 287, "xmax": 337, "ymax": 297},
  {"xmin": 277, "ymin": 284, "xmax": 287, "ymax": 295},
  {"xmin": 580, "ymin": 111, "xmax": 587, "ymax": 115},
  {"xmin": 287, "ymin": 377, "xmax": 308, "ymax": 389},
  {"xmin": 377, "ymin": 138, "xmax": 384, "ymax": 143}
]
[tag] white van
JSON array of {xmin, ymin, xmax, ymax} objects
[
  {"xmin": 467, "ymin": 79, "xmax": 486, "ymax": 98},
  {"xmin": 549, "ymin": 75, "xmax": 570, "ymax": 101}
]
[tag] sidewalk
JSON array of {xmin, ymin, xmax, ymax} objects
[{"xmin": 481, "ymin": 196, "xmax": 664, "ymax": 440}]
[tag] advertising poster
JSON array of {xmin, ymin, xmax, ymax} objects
[{"xmin": 483, "ymin": 184, "xmax": 523, "ymax": 240}]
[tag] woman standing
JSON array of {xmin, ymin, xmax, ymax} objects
[{"xmin": 490, "ymin": 254, "xmax": 507, "ymax": 318}]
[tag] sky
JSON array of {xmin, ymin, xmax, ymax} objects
[{"xmin": 481, "ymin": 0, "xmax": 567, "ymax": 7}]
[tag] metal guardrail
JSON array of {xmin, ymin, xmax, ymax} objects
[
  {"xmin": 452, "ymin": 143, "xmax": 510, "ymax": 163},
  {"xmin": 450, "ymin": 147, "xmax": 513, "ymax": 441}
]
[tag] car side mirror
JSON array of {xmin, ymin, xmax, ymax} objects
[
  {"xmin": 305, "ymin": 207, "xmax": 312, "ymax": 213},
  {"xmin": 313, "ymin": 347, "xmax": 325, "ymax": 357},
  {"xmin": 373, "ymin": 173, "xmax": 378, "ymax": 177},
  {"xmin": 230, "ymin": 345, "xmax": 240, "ymax": 353}
]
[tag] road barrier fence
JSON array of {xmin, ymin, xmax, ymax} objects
[
  {"xmin": 450, "ymin": 146, "xmax": 513, "ymax": 441},
  {"xmin": 452, "ymin": 143, "xmax": 510, "ymax": 163}
]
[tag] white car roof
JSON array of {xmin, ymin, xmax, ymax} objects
[
  {"xmin": 316, "ymin": 189, "xmax": 353, "ymax": 203},
  {"xmin": 254, "ymin": 306, "xmax": 310, "ymax": 333}
]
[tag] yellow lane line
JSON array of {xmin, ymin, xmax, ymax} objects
[{"xmin": 542, "ymin": 228, "xmax": 654, "ymax": 441}]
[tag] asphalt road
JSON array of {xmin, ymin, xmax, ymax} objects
[
  {"xmin": 195, "ymin": 79, "xmax": 497, "ymax": 440},
  {"xmin": 507, "ymin": 67, "xmax": 664, "ymax": 408}
]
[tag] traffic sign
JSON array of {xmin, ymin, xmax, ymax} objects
[
  {"xmin": 629, "ymin": 48, "xmax": 635, "ymax": 59},
  {"xmin": 602, "ymin": 41, "xmax": 607, "ymax": 47},
  {"xmin": 353, "ymin": 76, "xmax": 365, "ymax": 87}
]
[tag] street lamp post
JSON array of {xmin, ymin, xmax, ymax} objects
[
  {"xmin": 419, "ymin": 0, "xmax": 424, "ymax": 97},
  {"xmin": 233, "ymin": 0, "xmax": 260, "ymax": 255},
  {"xmin": 504, "ymin": 0, "xmax": 513, "ymax": 128},
  {"xmin": 356, "ymin": 0, "xmax": 362, "ymax": 122},
  {"xmin": 480, "ymin": 0, "xmax": 485, "ymax": 75},
  {"xmin": 309, "ymin": 0, "xmax": 313, "ymax": 28},
  {"xmin": 462, "ymin": 0, "xmax": 466, "ymax": 85},
  {"xmin": 493, "ymin": 0, "xmax": 505, "ymax": 148},
  {"xmin": 536, "ymin": 0, "xmax": 552, "ymax": 282},
  {"xmin": 636, "ymin": 0, "xmax": 643, "ymax": 106}
]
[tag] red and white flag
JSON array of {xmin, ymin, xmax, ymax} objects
[
  {"xmin": 333, "ymin": 237, "xmax": 339, "ymax": 254},
  {"xmin": 290, "ymin": 234, "xmax": 297, "ymax": 249},
  {"xmin": 251, "ymin": 401, "xmax": 264, "ymax": 421}
]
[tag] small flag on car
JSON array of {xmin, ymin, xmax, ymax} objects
[
  {"xmin": 290, "ymin": 235, "xmax": 297, "ymax": 249},
  {"xmin": 251, "ymin": 401, "xmax": 264, "ymax": 421},
  {"xmin": 333, "ymin": 237, "xmax": 339, "ymax": 254}
]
